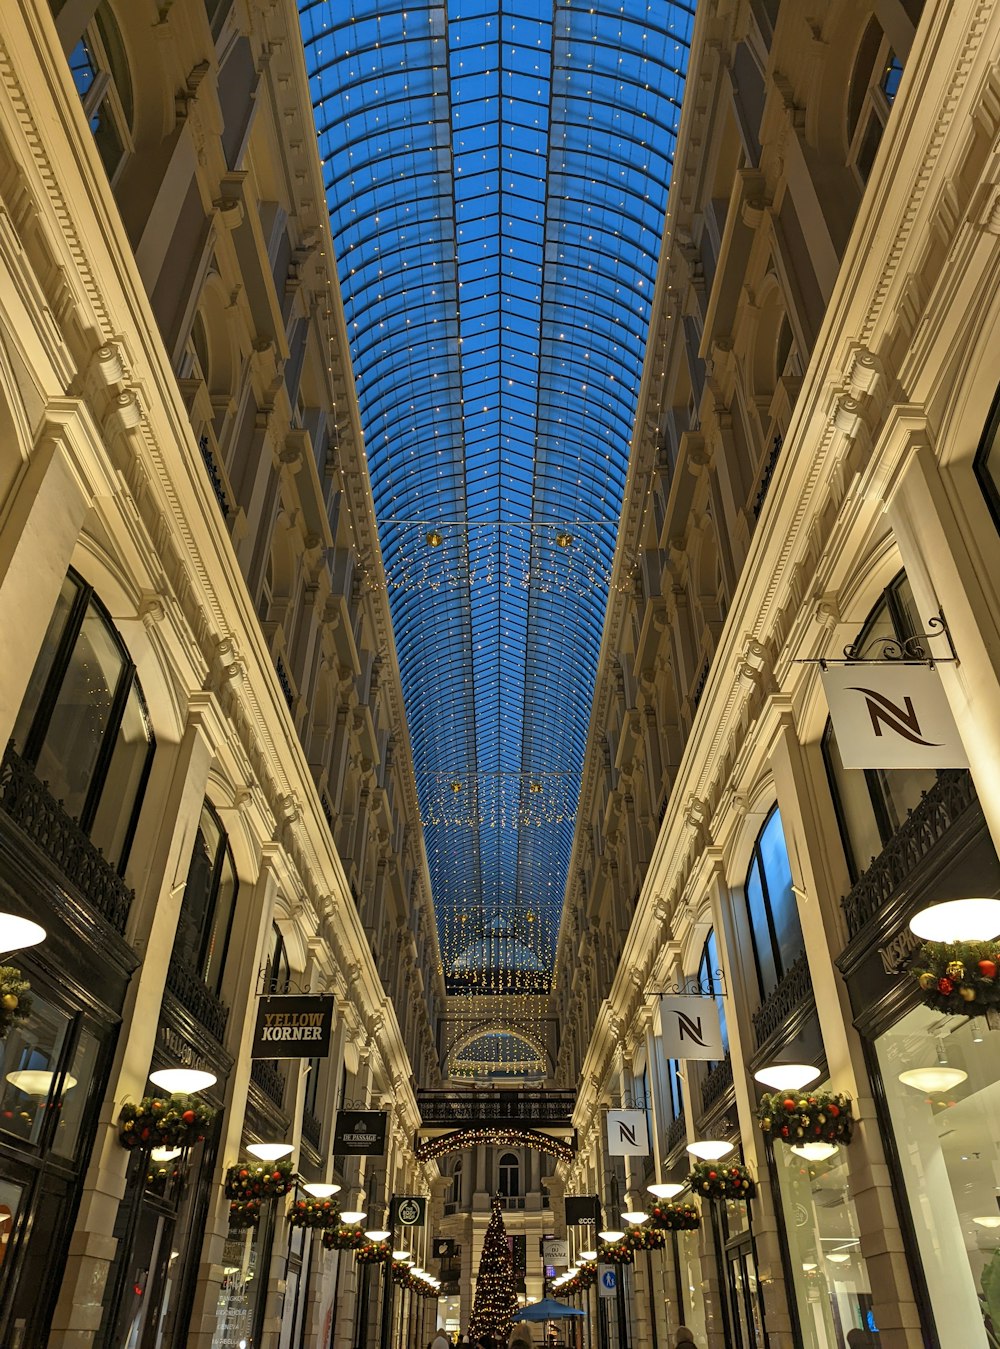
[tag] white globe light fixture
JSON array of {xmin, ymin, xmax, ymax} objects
[
  {"xmin": 149, "ymin": 1068, "xmax": 217, "ymax": 1095},
  {"xmin": 0, "ymin": 914, "xmax": 46, "ymax": 953},
  {"xmin": 686, "ymin": 1139, "xmax": 734, "ymax": 1161},
  {"xmin": 598, "ymin": 1230, "xmax": 625, "ymax": 1242},
  {"xmin": 303, "ymin": 1183, "xmax": 341, "ymax": 1199},
  {"xmin": 974, "ymin": 1216, "xmax": 1000, "ymax": 1229},
  {"xmin": 621, "ymin": 1211, "xmax": 648, "ymax": 1224},
  {"xmin": 909, "ymin": 898, "xmax": 1000, "ymax": 942},
  {"xmin": 6, "ymin": 1070, "xmax": 77, "ymax": 1095},
  {"xmin": 826, "ymin": 1252, "xmax": 851, "ymax": 1264},
  {"xmin": 365, "ymin": 1228, "xmax": 391, "ymax": 1240},
  {"xmin": 392, "ymin": 1249, "xmax": 410, "ymax": 1260},
  {"xmin": 647, "ymin": 1182, "xmax": 684, "ymax": 1200},
  {"xmin": 753, "ymin": 1063, "xmax": 822, "ymax": 1092},
  {"xmin": 246, "ymin": 1142, "xmax": 293, "ymax": 1161},
  {"xmin": 151, "ymin": 1146, "xmax": 182, "ymax": 1163},
  {"xmin": 898, "ymin": 1067, "xmax": 968, "ymax": 1093},
  {"xmin": 790, "ymin": 1142, "xmax": 840, "ymax": 1162},
  {"xmin": 339, "ymin": 1211, "xmax": 367, "ymax": 1224},
  {"xmin": 579, "ymin": 1249, "xmax": 598, "ymax": 1261}
]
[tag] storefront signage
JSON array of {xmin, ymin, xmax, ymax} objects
[
  {"xmin": 434, "ymin": 1238, "xmax": 456, "ymax": 1259},
  {"xmin": 333, "ymin": 1110, "xmax": 388, "ymax": 1156},
  {"xmin": 821, "ymin": 665, "xmax": 968, "ymax": 768},
  {"xmin": 542, "ymin": 1238, "xmax": 568, "ymax": 1265},
  {"xmin": 391, "ymin": 1195, "xmax": 426, "ymax": 1227},
  {"xmin": 607, "ymin": 1108, "xmax": 650, "ymax": 1156},
  {"xmin": 878, "ymin": 926, "xmax": 922, "ymax": 975},
  {"xmin": 565, "ymin": 1195, "xmax": 602, "ymax": 1226},
  {"xmin": 251, "ymin": 994, "xmax": 335, "ymax": 1059},
  {"xmin": 658, "ymin": 994, "xmax": 724, "ymax": 1060}
]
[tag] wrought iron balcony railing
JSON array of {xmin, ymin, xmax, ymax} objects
[
  {"xmin": 417, "ymin": 1090, "xmax": 576, "ymax": 1130},
  {"xmin": 700, "ymin": 1052, "xmax": 734, "ymax": 1113},
  {"xmin": 751, "ymin": 952, "xmax": 812, "ymax": 1050},
  {"xmin": 666, "ymin": 1110, "xmax": 688, "ymax": 1155},
  {"xmin": 165, "ymin": 951, "xmax": 230, "ymax": 1045},
  {"xmin": 841, "ymin": 769, "xmax": 975, "ymax": 939},
  {"xmin": 0, "ymin": 741, "xmax": 134, "ymax": 935},
  {"xmin": 301, "ymin": 1107, "xmax": 322, "ymax": 1151},
  {"xmin": 251, "ymin": 1057, "xmax": 286, "ymax": 1109}
]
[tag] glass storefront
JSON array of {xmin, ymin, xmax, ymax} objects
[
  {"xmin": 770, "ymin": 1104, "xmax": 875, "ymax": 1347},
  {"xmin": 675, "ymin": 1226, "xmax": 708, "ymax": 1342},
  {"xmin": 875, "ymin": 1004, "xmax": 1000, "ymax": 1347}
]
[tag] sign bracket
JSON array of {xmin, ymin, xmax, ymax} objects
[{"xmin": 793, "ymin": 609, "xmax": 959, "ymax": 668}]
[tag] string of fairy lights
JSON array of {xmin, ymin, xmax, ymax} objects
[{"xmin": 297, "ymin": 0, "xmax": 694, "ymax": 1073}]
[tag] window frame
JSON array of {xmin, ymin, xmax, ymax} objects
[
  {"xmin": 973, "ymin": 380, "xmax": 1000, "ymax": 535},
  {"xmin": 497, "ymin": 1152, "xmax": 520, "ymax": 1199},
  {"xmin": 66, "ymin": 3, "xmax": 134, "ymax": 186},
  {"xmin": 742, "ymin": 805, "xmax": 803, "ymax": 1001},
  {"xmin": 15, "ymin": 569, "xmax": 154, "ymax": 874},
  {"xmin": 846, "ymin": 18, "xmax": 903, "ymax": 188}
]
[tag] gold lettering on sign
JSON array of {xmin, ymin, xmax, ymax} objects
[{"xmin": 879, "ymin": 927, "xmax": 921, "ymax": 975}]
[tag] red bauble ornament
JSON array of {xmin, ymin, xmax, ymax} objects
[
  {"xmin": 782, "ymin": 1098, "xmax": 797, "ymax": 1112},
  {"xmin": 182, "ymin": 1110, "xmax": 196, "ymax": 1124},
  {"xmin": 828, "ymin": 1104, "xmax": 840, "ymax": 1117},
  {"xmin": 938, "ymin": 977, "xmax": 954, "ymax": 995},
  {"xmin": 979, "ymin": 960, "xmax": 997, "ymax": 979}
]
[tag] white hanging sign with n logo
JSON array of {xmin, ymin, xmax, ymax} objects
[
  {"xmin": 607, "ymin": 1109, "xmax": 649, "ymax": 1156},
  {"xmin": 658, "ymin": 995, "xmax": 724, "ymax": 1061},
  {"xmin": 820, "ymin": 664, "xmax": 968, "ymax": 769}
]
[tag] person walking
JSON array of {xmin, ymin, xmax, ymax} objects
[
  {"xmin": 675, "ymin": 1328, "xmax": 699, "ymax": 1349},
  {"xmin": 430, "ymin": 1330, "xmax": 451, "ymax": 1349}
]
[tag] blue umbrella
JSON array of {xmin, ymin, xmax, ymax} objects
[{"xmin": 513, "ymin": 1298, "xmax": 586, "ymax": 1322}]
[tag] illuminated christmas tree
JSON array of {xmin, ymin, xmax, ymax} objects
[{"xmin": 468, "ymin": 1195, "xmax": 518, "ymax": 1346}]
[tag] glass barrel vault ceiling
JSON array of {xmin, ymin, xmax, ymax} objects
[{"xmin": 298, "ymin": 0, "xmax": 694, "ymax": 998}]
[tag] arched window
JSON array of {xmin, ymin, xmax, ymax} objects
[
  {"xmin": 698, "ymin": 930, "xmax": 729, "ymax": 1056},
  {"xmin": 846, "ymin": 17, "xmax": 904, "ymax": 185},
  {"xmin": 173, "ymin": 802, "xmax": 238, "ymax": 997},
  {"xmin": 12, "ymin": 569, "xmax": 154, "ymax": 872},
  {"xmin": 498, "ymin": 1152, "xmax": 520, "ymax": 1198},
  {"xmin": 666, "ymin": 1057, "xmax": 684, "ymax": 1121},
  {"xmin": 452, "ymin": 1157, "xmax": 463, "ymax": 1207},
  {"xmin": 744, "ymin": 807, "xmax": 804, "ymax": 999},
  {"xmin": 66, "ymin": 3, "xmax": 133, "ymax": 183},
  {"xmin": 265, "ymin": 922, "xmax": 291, "ymax": 994},
  {"xmin": 822, "ymin": 571, "xmax": 938, "ymax": 880}
]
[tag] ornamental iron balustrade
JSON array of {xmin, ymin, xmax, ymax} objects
[
  {"xmin": 275, "ymin": 657, "xmax": 295, "ymax": 711},
  {"xmin": 199, "ymin": 436, "xmax": 231, "ymax": 520},
  {"xmin": 752, "ymin": 434, "xmax": 783, "ymax": 520},
  {"xmin": 165, "ymin": 950, "xmax": 230, "ymax": 1044},
  {"xmin": 840, "ymin": 769, "xmax": 976, "ymax": 939},
  {"xmin": 0, "ymin": 741, "xmax": 134, "ymax": 934},
  {"xmin": 250, "ymin": 1057, "xmax": 286, "ymax": 1109},
  {"xmin": 691, "ymin": 656, "xmax": 711, "ymax": 710},
  {"xmin": 301, "ymin": 1107, "xmax": 322, "ymax": 1151},
  {"xmin": 666, "ymin": 1111, "xmax": 688, "ymax": 1155},
  {"xmin": 700, "ymin": 1053, "xmax": 734, "ymax": 1113},
  {"xmin": 751, "ymin": 953, "xmax": 812, "ymax": 1050},
  {"xmin": 417, "ymin": 1090, "xmax": 575, "ymax": 1130}
]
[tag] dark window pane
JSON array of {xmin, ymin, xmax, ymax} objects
[
  {"xmin": 758, "ymin": 809, "xmax": 802, "ymax": 976},
  {"xmin": 11, "ymin": 574, "xmax": 78, "ymax": 756},
  {"xmin": 0, "ymin": 999, "xmax": 72, "ymax": 1146},
  {"xmin": 50, "ymin": 1024, "xmax": 100, "ymax": 1160},
  {"xmin": 881, "ymin": 52, "xmax": 904, "ymax": 102},
  {"xmin": 823, "ymin": 722, "xmax": 883, "ymax": 878},
  {"xmin": 745, "ymin": 860, "xmax": 778, "ymax": 996},
  {"xmin": 88, "ymin": 680, "xmax": 152, "ymax": 867},
  {"xmin": 33, "ymin": 601, "xmax": 125, "ymax": 822},
  {"xmin": 848, "ymin": 18, "xmax": 883, "ymax": 141},
  {"xmin": 856, "ymin": 112, "xmax": 884, "ymax": 183}
]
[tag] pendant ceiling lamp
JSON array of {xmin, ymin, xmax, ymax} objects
[
  {"xmin": 753, "ymin": 1063, "xmax": 822, "ymax": 1091},
  {"xmin": 246, "ymin": 1141, "xmax": 293, "ymax": 1161},
  {"xmin": 909, "ymin": 898, "xmax": 1000, "ymax": 942},
  {"xmin": 0, "ymin": 914, "xmax": 45, "ymax": 953},
  {"xmin": 148, "ymin": 1067, "xmax": 217, "ymax": 1094},
  {"xmin": 686, "ymin": 1139, "xmax": 734, "ymax": 1161}
]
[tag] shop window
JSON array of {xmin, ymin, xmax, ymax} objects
[
  {"xmin": 11, "ymin": 570, "xmax": 154, "ymax": 873},
  {"xmin": 743, "ymin": 807, "xmax": 804, "ymax": 1000},
  {"xmin": 973, "ymin": 382, "xmax": 1000, "ymax": 535},
  {"xmin": 846, "ymin": 18, "xmax": 904, "ymax": 186},
  {"xmin": 498, "ymin": 1152, "xmax": 520, "ymax": 1198},
  {"xmin": 173, "ymin": 802, "xmax": 238, "ymax": 996},
  {"xmin": 67, "ymin": 3, "xmax": 133, "ymax": 183},
  {"xmin": 698, "ymin": 929, "xmax": 729, "ymax": 1058},
  {"xmin": 822, "ymin": 572, "xmax": 939, "ymax": 881},
  {"xmin": 770, "ymin": 1081, "xmax": 876, "ymax": 1347},
  {"xmin": 874, "ymin": 1007, "xmax": 1000, "ymax": 1346}
]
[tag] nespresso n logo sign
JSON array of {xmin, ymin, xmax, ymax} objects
[
  {"xmin": 850, "ymin": 688, "xmax": 938, "ymax": 748},
  {"xmin": 879, "ymin": 928, "xmax": 921, "ymax": 975},
  {"xmin": 821, "ymin": 665, "xmax": 968, "ymax": 769}
]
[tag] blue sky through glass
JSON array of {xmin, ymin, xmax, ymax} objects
[{"xmin": 299, "ymin": 0, "xmax": 693, "ymax": 993}]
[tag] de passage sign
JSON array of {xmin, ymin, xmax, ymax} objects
[{"xmin": 251, "ymin": 994, "xmax": 335, "ymax": 1059}]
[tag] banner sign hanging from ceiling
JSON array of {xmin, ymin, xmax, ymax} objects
[
  {"xmin": 251, "ymin": 994, "xmax": 335, "ymax": 1059},
  {"xmin": 607, "ymin": 1108, "xmax": 650, "ymax": 1157},
  {"xmin": 333, "ymin": 1110, "xmax": 388, "ymax": 1156},
  {"xmin": 820, "ymin": 664, "xmax": 968, "ymax": 769},
  {"xmin": 391, "ymin": 1196, "xmax": 427, "ymax": 1227},
  {"xmin": 658, "ymin": 994, "xmax": 724, "ymax": 1061}
]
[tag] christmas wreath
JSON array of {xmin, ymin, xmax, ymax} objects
[
  {"xmin": 649, "ymin": 1201, "xmax": 700, "ymax": 1231},
  {"xmin": 224, "ymin": 1159, "xmax": 294, "ymax": 1201},
  {"xmin": 625, "ymin": 1225, "xmax": 669, "ymax": 1251},
  {"xmin": 597, "ymin": 1238, "xmax": 634, "ymax": 1264},
  {"xmin": 118, "ymin": 1094, "xmax": 216, "ymax": 1150},
  {"xmin": 287, "ymin": 1197, "xmax": 341, "ymax": 1230},
  {"xmin": 356, "ymin": 1239, "xmax": 392, "ymax": 1265},
  {"xmin": 228, "ymin": 1199, "xmax": 261, "ymax": 1230},
  {"xmin": 560, "ymin": 1261, "xmax": 597, "ymax": 1293},
  {"xmin": 911, "ymin": 941, "xmax": 1000, "ymax": 1018},
  {"xmin": 0, "ymin": 967, "xmax": 31, "ymax": 1041},
  {"xmin": 688, "ymin": 1160, "xmax": 756, "ymax": 1201},
  {"xmin": 322, "ymin": 1223, "xmax": 367, "ymax": 1252},
  {"xmin": 757, "ymin": 1090, "xmax": 854, "ymax": 1146}
]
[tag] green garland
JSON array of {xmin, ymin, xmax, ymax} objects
[
  {"xmin": 688, "ymin": 1161, "xmax": 756, "ymax": 1201},
  {"xmin": 118, "ymin": 1094, "xmax": 216, "ymax": 1150},
  {"xmin": 224, "ymin": 1159, "xmax": 294, "ymax": 1201},
  {"xmin": 322, "ymin": 1223, "xmax": 367, "ymax": 1251},
  {"xmin": 624, "ymin": 1225, "xmax": 669, "ymax": 1250},
  {"xmin": 598, "ymin": 1239, "xmax": 634, "ymax": 1265},
  {"xmin": 757, "ymin": 1090, "xmax": 854, "ymax": 1146},
  {"xmin": 649, "ymin": 1201, "xmax": 700, "ymax": 1231},
  {"xmin": 559, "ymin": 1261, "xmax": 597, "ymax": 1293},
  {"xmin": 911, "ymin": 940, "xmax": 1000, "ymax": 1016},
  {"xmin": 0, "ymin": 967, "xmax": 31, "ymax": 1041},
  {"xmin": 287, "ymin": 1197, "xmax": 341, "ymax": 1229},
  {"xmin": 391, "ymin": 1261, "xmax": 438, "ymax": 1296},
  {"xmin": 228, "ymin": 1199, "xmax": 261, "ymax": 1229}
]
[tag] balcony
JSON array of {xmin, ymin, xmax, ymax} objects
[
  {"xmin": 165, "ymin": 951, "xmax": 230, "ymax": 1045},
  {"xmin": 840, "ymin": 769, "xmax": 975, "ymax": 939},
  {"xmin": 666, "ymin": 1111, "xmax": 688, "ymax": 1156},
  {"xmin": 751, "ymin": 953, "xmax": 812, "ymax": 1050},
  {"xmin": 700, "ymin": 1053, "xmax": 734, "ymax": 1114},
  {"xmin": 301, "ymin": 1106, "xmax": 322, "ymax": 1152},
  {"xmin": 417, "ymin": 1090, "xmax": 576, "ymax": 1131},
  {"xmin": 251, "ymin": 1057, "xmax": 286, "ymax": 1109},
  {"xmin": 0, "ymin": 741, "xmax": 134, "ymax": 936},
  {"xmin": 752, "ymin": 434, "xmax": 783, "ymax": 520}
]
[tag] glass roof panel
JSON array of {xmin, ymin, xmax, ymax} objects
[{"xmin": 299, "ymin": 0, "xmax": 694, "ymax": 998}]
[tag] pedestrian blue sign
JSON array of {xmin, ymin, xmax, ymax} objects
[{"xmin": 599, "ymin": 1267, "xmax": 617, "ymax": 1299}]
